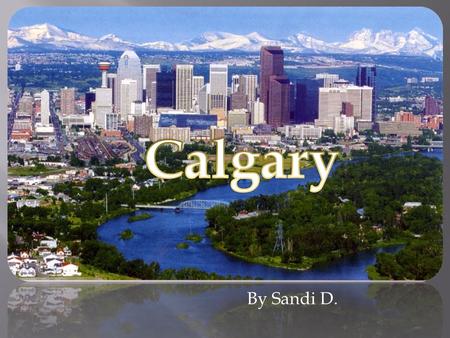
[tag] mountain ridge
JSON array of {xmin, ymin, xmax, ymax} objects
[{"xmin": 8, "ymin": 23, "xmax": 443, "ymax": 59}]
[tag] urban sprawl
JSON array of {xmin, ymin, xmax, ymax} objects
[{"xmin": 7, "ymin": 45, "xmax": 443, "ymax": 278}]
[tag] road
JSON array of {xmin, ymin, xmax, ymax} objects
[
  {"xmin": 7, "ymin": 88, "xmax": 23, "ymax": 142},
  {"xmin": 120, "ymin": 127, "xmax": 145, "ymax": 164}
]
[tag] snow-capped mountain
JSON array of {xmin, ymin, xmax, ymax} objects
[{"xmin": 8, "ymin": 23, "xmax": 443, "ymax": 59}]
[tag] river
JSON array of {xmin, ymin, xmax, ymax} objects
[{"xmin": 98, "ymin": 150, "xmax": 442, "ymax": 279}]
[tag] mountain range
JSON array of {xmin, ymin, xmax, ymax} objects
[{"xmin": 8, "ymin": 23, "xmax": 443, "ymax": 59}]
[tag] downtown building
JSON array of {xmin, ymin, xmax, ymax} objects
[
  {"xmin": 356, "ymin": 65, "xmax": 377, "ymax": 121},
  {"xmin": 143, "ymin": 64, "xmax": 161, "ymax": 111},
  {"xmin": 40, "ymin": 89, "xmax": 50, "ymax": 125},
  {"xmin": 60, "ymin": 87, "xmax": 75, "ymax": 117},
  {"xmin": 209, "ymin": 64, "xmax": 228, "ymax": 122},
  {"xmin": 116, "ymin": 50, "xmax": 143, "ymax": 115},
  {"xmin": 259, "ymin": 46, "xmax": 290, "ymax": 128},
  {"xmin": 175, "ymin": 65, "xmax": 194, "ymax": 111},
  {"xmin": 316, "ymin": 85, "xmax": 373, "ymax": 131},
  {"xmin": 156, "ymin": 69, "xmax": 176, "ymax": 111}
]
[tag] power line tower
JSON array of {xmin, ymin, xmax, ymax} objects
[{"xmin": 273, "ymin": 222, "xmax": 285, "ymax": 255}]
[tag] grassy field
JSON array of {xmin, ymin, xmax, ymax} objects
[{"xmin": 8, "ymin": 166, "xmax": 69, "ymax": 177}]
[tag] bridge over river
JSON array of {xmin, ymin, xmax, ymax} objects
[{"xmin": 122, "ymin": 199, "xmax": 229, "ymax": 210}]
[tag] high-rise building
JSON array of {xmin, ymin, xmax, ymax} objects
[
  {"xmin": 295, "ymin": 80, "xmax": 315, "ymax": 123},
  {"xmin": 106, "ymin": 73, "xmax": 117, "ymax": 108},
  {"xmin": 249, "ymin": 99, "xmax": 265, "ymax": 125},
  {"xmin": 192, "ymin": 76, "xmax": 204, "ymax": 99},
  {"xmin": 40, "ymin": 90, "xmax": 50, "ymax": 125},
  {"xmin": 239, "ymin": 74, "xmax": 258, "ymax": 103},
  {"xmin": 268, "ymin": 76, "xmax": 290, "ymax": 127},
  {"xmin": 315, "ymin": 73, "xmax": 339, "ymax": 87},
  {"xmin": 18, "ymin": 92, "xmax": 33, "ymax": 114},
  {"xmin": 93, "ymin": 87, "xmax": 113, "ymax": 129},
  {"xmin": 175, "ymin": 65, "xmax": 193, "ymax": 111},
  {"xmin": 134, "ymin": 115, "xmax": 152, "ymax": 137},
  {"xmin": 260, "ymin": 46, "xmax": 290, "ymax": 127},
  {"xmin": 120, "ymin": 79, "xmax": 138, "ymax": 121},
  {"xmin": 424, "ymin": 96, "xmax": 442, "ymax": 115},
  {"xmin": 131, "ymin": 101, "xmax": 146, "ymax": 117},
  {"xmin": 198, "ymin": 84, "xmax": 210, "ymax": 114},
  {"xmin": 209, "ymin": 64, "xmax": 228, "ymax": 112},
  {"xmin": 317, "ymin": 85, "xmax": 372, "ymax": 128},
  {"xmin": 227, "ymin": 109, "xmax": 248, "ymax": 130},
  {"xmin": 356, "ymin": 65, "xmax": 376, "ymax": 120},
  {"xmin": 143, "ymin": 64, "xmax": 160, "ymax": 109},
  {"xmin": 230, "ymin": 92, "xmax": 247, "ymax": 110},
  {"xmin": 260, "ymin": 46, "xmax": 285, "ymax": 123},
  {"xmin": 60, "ymin": 87, "xmax": 75, "ymax": 116},
  {"xmin": 231, "ymin": 75, "xmax": 240, "ymax": 93},
  {"xmin": 85, "ymin": 91, "xmax": 96, "ymax": 113},
  {"xmin": 116, "ymin": 50, "xmax": 142, "ymax": 113},
  {"xmin": 156, "ymin": 70, "xmax": 176, "ymax": 110}
]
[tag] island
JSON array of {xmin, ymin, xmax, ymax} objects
[
  {"xmin": 127, "ymin": 212, "xmax": 152, "ymax": 223},
  {"xmin": 119, "ymin": 229, "xmax": 134, "ymax": 240}
]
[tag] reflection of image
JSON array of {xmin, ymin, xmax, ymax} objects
[
  {"xmin": 8, "ymin": 287, "xmax": 82, "ymax": 329},
  {"xmin": 7, "ymin": 7, "xmax": 443, "ymax": 280},
  {"xmin": 7, "ymin": 284, "xmax": 443, "ymax": 337}
]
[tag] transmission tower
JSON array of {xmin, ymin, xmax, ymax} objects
[{"xmin": 273, "ymin": 222, "xmax": 285, "ymax": 255}]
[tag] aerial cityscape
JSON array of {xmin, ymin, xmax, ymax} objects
[{"xmin": 7, "ymin": 8, "xmax": 443, "ymax": 280}]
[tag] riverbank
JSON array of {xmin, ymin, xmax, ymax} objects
[{"xmin": 208, "ymin": 230, "xmax": 407, "ymax": 273}]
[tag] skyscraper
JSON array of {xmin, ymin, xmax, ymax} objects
[
  {"xmin": 192, "ymin": 76, "xmax": 205, "ymax": 99},
  {"xmin": 239, "ymin": 74, "xmax": 258, "ymax": 103},
  {"xmin": 120, "ymin": 79, "xmax": 138, "ymax": 121},
  {"xmin": 40, "ymin": 89, "xmax": 50, "ymax": 125},
  {"xmin": 143, "ymin": 64, "xmax": 160, "ymax": 110},
  {"xmin": 198, "ymin": 83, "xmax": 210, "ymax": 114},
  {"xmin": 60, "ymin": 87, "xmax": 75, "ymax": 116},
  {"xmin": 356, "ymin": 65, "xmax": 376, "ymax": 120},
  {"xmin": 260, "ymin": 46, "xmax": 287, "ymax": 127},
  {"xmin": 107, "ymin": 73, "xmax": 117, "ymax": 107},
  {"xmin": 156, "ymin": 70, "xmax": 176, "ymax": 110},
  {"xmin": 231, "ymin": 75, "xmax": 240, "ymax": 93},
  {"xmin": 295, "ymin": 79, "xmax": 321, "ymax": 123},
  {"xmin": 268, "ymin": 76, "xmax": 290, "ymax": 127},
  {"xmin": 116, "ymin": 50, "xmax": 143, "ymax": 113},
  {"xmin": 317, "ymin": 85, "xmax": 372, "ymax": 128},
  {"xmin": 315, "ymin": 73, "xmax": 339, "ymax": 88},
  {"xmin": 175, "ymin": 64, "xmax": 193, "ymax": 111},
  {"xmin": 209, "ymin": 64, "xmax": 228, "ymax": 113}
]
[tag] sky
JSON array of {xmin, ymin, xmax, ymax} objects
[{"xmin": 9, "ymin": 7, "xmax": 443, "ymax": 43}]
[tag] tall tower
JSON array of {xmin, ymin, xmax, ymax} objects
[
  {"xmin": 356, "ymin": 65, "xmax": 376, "ymax": 121},
  {"xmin": 239, "ymin": 74, "xmax": 258, "ymax": 103},
  {"xmin": 60, "ymin": 87, "xmax": 75, "ymax": 116},
  {"xmin": 260, "ymin": 46, "xmax": 286, "ymax": 126},
  {"xmin": 120, "ymin": 79, "xmax": 138, "ymax": 121},
  {"xmin": 98, "ymin": 62, "xmax": 111, "ymax": 88},
  {"xmin": 209, "ymin": 64, "xmax": 228, "ymax": 113},
  {"xmin": 156, "ymin": 69, "xmax": 176, "ymax": 110},
  {"xmin": 116, "ymin": 50, "xmax": 142, "ymax": 113},
  {"xmin": 40, "ymin": 89, "xmax": 50, "ymax": 125},
  {"xmin": 143, "ymin": 64, "xmax": 160, "ymax": 110},
  {"xmin": 175, "ymin": 64, "xmax": 193, "ymax": 111},
  {"xmin": 231, "ymin": 74, "xmax": 240, "ymax": 93},
  {"xmin": 268, "ymin": 76, "xmax": 290, "ymax": 127},
  {"xmin": 260, "ymin": 46, "xmax": 290, "ymax": 127}
]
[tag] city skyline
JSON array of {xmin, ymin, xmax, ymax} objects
[{"xmin": 9, "ymin": 7, "xmax": 443, "ymax": 43}]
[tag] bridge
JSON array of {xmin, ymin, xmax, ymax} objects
[
  {"xmin": 124, "ymin": 199, "xmax": 229, "ymax": 211},
  {"xmin": 412, "ymin": 141, "xmax": 443, "ymax": 151}
]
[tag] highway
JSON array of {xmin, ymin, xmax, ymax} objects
[{"xmin": 121, "ymin": 128, "xmax": 145, "ymax": 164}]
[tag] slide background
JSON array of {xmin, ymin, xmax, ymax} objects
[{"xmin": 0, "ymin": 1, "xmax": 449, "ymax": 337}]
